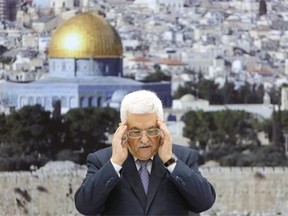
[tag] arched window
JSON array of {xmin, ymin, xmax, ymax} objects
[
  {"xmin": 20, "ymin": 97, "xmax": 27, "ymax": 107},
  {"xmin": 61, "ymin": 97, "xmax": 67, "ymax": 107},
  {"xmin": 36, "ymin": 97, "xmax": 42, "ymax": 106},
  {"xmin": 69, "ymin": 97, "xmax": 77, "ymax": 108},
  {"xmin": 62, "ymin": 62, "xmax": 66, "ymax": 71},
  {"xmin": 45, "ymin": 97, "xmax": 51, "ymax": 108},
  {"xmin": 28, "ymin": 97, "xmax": 34, "ymax": 105},
  {"xmin": 80, "ymin": 97, "xmax": 88, "ymax": 108},
  {"xmin": 52, "ymin": 96, "xmax": 58, "ymax": 105},
  {"xmin": 88, "ymin": 97, "xmax": 93, "ymax": 107},
  {"xmin": 97, "ymin": 97, "xmax": 101, "ymax": 107}
]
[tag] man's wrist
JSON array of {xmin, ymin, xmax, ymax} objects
[
  {"xmin": 110, "ymin": 159, "xmax": 122, "ymax": 177},
  {"xmin": 111, "ymin": 157, "xmax": 123, "ymax": 166},
  {"xmin": 163, "ymin": 153, "xmax": 177, "ymax": 167}
]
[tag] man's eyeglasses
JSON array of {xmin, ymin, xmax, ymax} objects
[{"xmin": 127, "ymin": 128, "xmax": 161, "ymax": 138}]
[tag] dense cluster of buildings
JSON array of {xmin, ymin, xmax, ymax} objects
[{"xmin": 0, "ymin": 0, "xmax": 288, "ymax": 121}]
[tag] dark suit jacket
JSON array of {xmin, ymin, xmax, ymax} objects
[{"xmin": 75, "ymin": 144, "xmax": 216, "ymax": 215}]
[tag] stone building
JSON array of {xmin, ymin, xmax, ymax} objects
[{"xmin": 0, "ymin": 12, "xmax": 171, "ymax": 114}]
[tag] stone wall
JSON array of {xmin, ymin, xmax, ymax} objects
[
  {"xmin": 201, "ymin": 166, "xmax": 288, "ymax": 216},
  {"xmin": 0, "ymin": 161, "xmax": 287, "ymax": 216},
  {"xmin": 0, "ymin": 161, "xmax": 84, "ymax": 216}
]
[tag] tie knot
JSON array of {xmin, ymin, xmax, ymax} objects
[{"xmin": 138, "ymin": 160, "xmax": 149, "ymax": 167}]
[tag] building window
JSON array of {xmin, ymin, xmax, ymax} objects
[
  {"xmin": 52, "ymin": 96, "xmax": 58, "ymax": 105},
  {"xmin": 80, "ymin": 97, "xmax": 87, "ymax": 108},
  {"xmin": 36, "ymin": 97, "xmax": 42, "ymax": 106},
  {"xmin": 28, "ymin": 97, "xmax": 34, "ymax": 105},
  {"xmin": 69, "ymin": 97, "xmax": 77, "ymax": 108},
  {"xmin": 61, "ymin": 97, "xmax": 67, "ymax": 107},
  {"xmin": 62, "ymin": 62, "xmax": 66, "ymax": 71},
  {"xmin": 45, "ymin": 97, "xmax": 51, "ymax": 108},
  {"xmin": 20, "ymin": 97, "xmax": 27, "ymax": 107},
  {"xmin": 97, "ymin": 97, "xmax": 101, "ymax": 107},
  {"xmin": 88, "ymin": 97, "xmax": 93, "ymax": 107}
]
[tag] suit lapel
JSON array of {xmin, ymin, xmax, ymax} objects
[
  {"xmin": 122, "ymin": 153, "xmax": 146, "ymax": 209},
  {"xmin": 145, "ymin": 155, "xmax": 167, "ymax": 213}
]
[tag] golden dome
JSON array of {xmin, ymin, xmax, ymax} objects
[{"xmin": 48, "ymin": 12, "xmax": 123, "ymax": 58}]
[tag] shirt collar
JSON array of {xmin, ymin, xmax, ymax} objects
[{"xmin": 133, "ymin": 155, "xmax": 154, "ymax": 162}]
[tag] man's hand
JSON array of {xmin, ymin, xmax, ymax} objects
[
  {"xmin": 111, "ymin": 122, "xmax": 128, "ymax": 166},
  {"xmin": 157, "ymin": 120, "xmax": 173, "ymax": 163}
]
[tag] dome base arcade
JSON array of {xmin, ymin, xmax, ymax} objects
[{"xmin": 48, "ymin": 57, "xmax": 123, "ymax": 78}]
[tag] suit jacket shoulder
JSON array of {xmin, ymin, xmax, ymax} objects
[
  {"xmin": 172, "ymin": 144, "xmax": 199, "ymax": 163},
  {"xmin": 87, "ymin": 146, "xmax": 112, "ymax": 164}
]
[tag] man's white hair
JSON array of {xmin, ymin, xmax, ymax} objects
[{"xmin": 120, "ymin": 90, "xmax": 164, "ymax": 122}]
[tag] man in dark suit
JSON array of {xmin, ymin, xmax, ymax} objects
[{"xmin": 75, "ymin": 90, "xmax": 216, "ymax": 215}]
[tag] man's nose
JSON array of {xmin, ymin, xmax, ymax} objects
[{"xmin": 140, "ymin": 131, "xmax": 149, "ymax": 142}]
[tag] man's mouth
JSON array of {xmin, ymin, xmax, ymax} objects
[{"xmin": 138, "ymin": 144, "xmax": 151, "ymax": 149}]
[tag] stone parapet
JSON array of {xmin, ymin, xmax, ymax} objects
[{"xmin": 0, "ymin": 164, "xmax": 287, "ymax": 215}]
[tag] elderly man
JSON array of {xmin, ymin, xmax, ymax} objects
[{"xmin": 75, "ymin": 90, "xmax": 216, "ymax": 215}]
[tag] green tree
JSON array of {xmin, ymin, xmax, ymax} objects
[
  {"xmin": 220, "ymin": 79, "xmax": 236, "ymax": 104},
  {"xmin": 0, "ymin": 105, "xmax": 53, "ymax": 171},
  {"xmin": 197, "ymin": 79, "xmax": 223, "ymax": 104},
  {"xmin": 142, "ymin": 64, "xmax": 171, "ymax": 82},
  {"xmin": 50, "ymin": 100, "xmax": 65, "ymax": 153},
  {"xmin": 0, "ymin": 56, "xmax": 15, "ymax": 65},
  {"xmin": 271, "ymin": 108, "xmax": 283, "ymax": 146},
  {"xmin": 63, "ymin": 107, "xmax": 119, "ymax": 163},
  {"xmin": 269, "ymin": 87, "xmax": 280, "ymax": 105},
  {"xmin": 183, "ymin": 110, "xmax": 260, "ymax": 153},
  {"xmin": 173, "ymin": 82, "xmax": 193, "ymax": 99},
  {"xmin": 182, "ymin": 111, "xmax": 216, "ymax": 149},
  {"xmin": 0, "ymin": 113, "xmax": 7, "ymax": 142},
  {"xmin": 281, "ymin": 110, "xmax": 288, "ymax": 132}
]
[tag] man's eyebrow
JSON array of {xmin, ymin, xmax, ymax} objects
[
  {"xmin": 147, "ymin": 126, "xmax": 158, "ymax": 129},
  {"xmin": 129, "ymin": 126, "xmax": 158, "ymax": 130},
  {"xmin": 129, "ymin": 127, "xmax": 141, "ymax": 130}
]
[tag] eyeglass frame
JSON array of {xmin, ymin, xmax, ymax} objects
[{"xmin": 127, "ymin": 128, "xmax": 161, "ymax": 139}]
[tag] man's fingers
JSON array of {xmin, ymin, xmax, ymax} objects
[
  {"xmin": 118, "ymin": 124, "xmax": 127, "ymax": 137},
  {"xmin": 114, "ymin": 123, "xmax": 127, "ymax": 146},
  {"xmin": 157, "ymin": 120, "xmax": 169, "ymax": 135},
  {"xmin": 157, "ymin": 120, "xmax": 173, "ymax": 144}
]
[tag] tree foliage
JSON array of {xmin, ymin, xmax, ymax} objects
[
  {"xmin": 183, "ymin": 110, "xmax": 259, "ymax": 149},
  {"xmin": 0, "ymin": 105, "xmax": 53, "ymax": 170},
  {"xmin": 1, "ymin": 102, "xmax": 287, "ymax": 170},
  {"xmin": 174, "ymin": 79, "xmax": 269, "ymax": 105},
  {"xmin": 0, "ymin": 106, "xmax": 119, "ymax": 171},
  {"xmin": 142, "ymin": 64, "xmax": 171, "ymax": 82},
  {"xmin": 183, "ymin": 109, "xmax": 288, "ymax": 166},
  {"xmin": 63, "ymin": 107, "xmax": 119, "ymax": 162}
]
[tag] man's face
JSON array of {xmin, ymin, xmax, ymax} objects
[{"xmin": 126, "ymin": 112, "xmax": 161, "ymax": 160}]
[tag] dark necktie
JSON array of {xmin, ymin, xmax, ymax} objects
[{"xmin": 138, "ymin": 160, "xmax": 150, "ymax": 194}]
